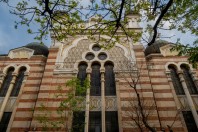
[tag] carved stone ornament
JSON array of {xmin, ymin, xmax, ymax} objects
[
  {"xmin": 160, "ymin": 45, "xmax": 178, "ymax": 57},
  {"xmin": 90, "ymin": 96, "xmax": 101, "ymax": 111},
  {"xmin": 105, "ymin": 96, "xmax": 117, "ymax": 111},
  {"xmin": 8, "ymin": 47, "xmax": 34, "ymax": 59}
]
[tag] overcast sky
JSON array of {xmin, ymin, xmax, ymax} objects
[{"xmin": 0, "ymin": 2, "xmax": 196, "ymax": 54}]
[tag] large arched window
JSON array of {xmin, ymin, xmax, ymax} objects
[
  {"xmin": 90, "ymin": 62, "xmax": 101, "ymax": 96},
  {"xmin": 76, "ymin": 62, "xmax": 88, "ymax": 96},
  {"xmin": 181, "ymin": 65, "xmax": 198, "ymax": 94},
  {"xmin": 105, "ymin": 62, "xmax": 116, "ymax": 96},
  {"xmin": 168, "ymin": 65, "xmax": 184, "ymax": 95},
  {"xmin": 10, "ymin": 67, "xmax": 26, "ymax": 96},
  {"xmin": 0, "ymin": 67, "xmax": 15, "ymax": 97}
]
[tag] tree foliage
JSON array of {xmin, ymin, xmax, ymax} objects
[
  {"xmin": 1, "ymin": 0, "xmax": 198, "ymax": 64},
  {"xmin": 2, "ymin": 0, "xmax": 197, "ymax": 43},
  {"xmin": 172, "ymin": 39, "xmax": 198, "ymax": 67}
]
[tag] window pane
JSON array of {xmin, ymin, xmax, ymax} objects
[
  {"xmin": 105, "ymin": 64, "xmax": 116, "ymax": 96},
  {"xmin": 85, "ymin": 53, "xmax": 95, "ymax": 60},
  {"xmin": 92, "ymin": 45, "xmax": 101, "ymax": 51},
  {"xmin": 72, "ymin": 111, "xmax": 85, "ymax": 132},
  {"xmin": 0, "ymin": 68, "xmax": 14, "ymax": 97},
  {"xmin": 181, "ymin": 66, "xmax": 198, "ymax": 94},
  {"xmin": 105, "ymin": 111, "xmax": 119, "ymax": 132},
  {"xmin": 182, "ymin": 111, "xmax": 198, "ymax": 132},
  {"xmin": 90, "ymin": 64, "xmax": 101, "ymax": 96},
  {"xmin": 169, "ymin": 66, "xmax": 184, "ymax": 95},
  {"xmin": 77, "ymin": 64, "xmax": 87, "ymax": 96},
  {"xmin": 11, "ymin": 67, "xmax": 26, "ymax": 96},
  {"xmin": 0, "ymin": 112, "xmax": 12, "ymax": 132},
  {"xmin": 98, "ymin": 53, "xmax": 107, "ymax": 60},
  {"xmin": 89, "ymin": 111, "xmax": 101, "ymax": 132}
]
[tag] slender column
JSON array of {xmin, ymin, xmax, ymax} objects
[
  {"xmin": 101, "ymin": 69, "xmax": 105, "ymax": 132},
  {"xmin": 178, "ymin": 71, "xmax": 198, "ymax": 128},
  {"xmin": 0, "ymin": 73, "xmax": 5, "ymax": 89},
  {"xmin": 0, "ymin": 73, "xmax": 17, "ymax": 121},
  {"xmin": 85, "ymin": 70, "xmax": 91, "ymax": 132}
]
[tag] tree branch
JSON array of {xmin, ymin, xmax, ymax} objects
[{"xmin": 148, "ymin": 0, "xmax": 173, "ymax": 46}]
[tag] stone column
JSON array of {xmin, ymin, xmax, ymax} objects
[
  {"xmin": 178, "ymin": 71, "xmax": 198, "ymax": 128},
  {"xmin": 0, "ymin": 73, "xmax": 17, "ymax": 121},
  {"xmin": 85, "ymin": 69, "xmax": 91, "ymax": 132},
  {"xmin": 101, "ymin": 69, "xmax": 105, "ymax": 132},
  {"xmin": 0, "ymin": 73, "xmax": 5, "ymax": 89}
]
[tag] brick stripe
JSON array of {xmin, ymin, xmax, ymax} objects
[
  {"xmin": 39, "ymin": 90, "xmax": 68, "ymax": 93},
  {"xmin": 14, "ymin": 117, "xmax": 32, "ymax": 121},
  {"xmin": 19, "ymin": 99, "xmax": 37, "ymax": 102}
]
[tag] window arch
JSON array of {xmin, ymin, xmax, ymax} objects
[
  {"xmin": 90, "ymin": 62, "xmax": 101, "ymax": 96},
  {"xmin": 168, "ymin": 65, "xmax": 184, "ymax": 95},
  {"xmin": 105, "ymin": 62, "xmax": 116, "ymax": 96},
  {"xmin": 10, "ymin": 67, "xmax": 26, "ymax": 96},
  {"xmin": 0, "ymin": 67, "xmax": 15, "ymax": 97},
  {"xmin": 76, "ymin": 62, "xmax": 88, "ymax": 96},
  {"xmin": 181, "ymin": 65, "xmax": 198, "ymax": 94}
]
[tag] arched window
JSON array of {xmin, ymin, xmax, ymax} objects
[
  {"xmin": 168, "ymin": 65, "xmax": 184, "ymax": 95},
  {"xmin": 90, "ymin": 62, "xmax": 101, "ymax": 96},
  {"xmin": 105, "ymin": 62, "xmax": 116, "ymax": 96},
  {"xmin": 181, "ymin": 65, "xmax": 198, "ymax": 94},
  {"xmin": 76, "ymin": 63, "xmax": 88, "ymax": 96},
  {"xmin": 11, "ymin": 67, "xmax": 26, "ymax": 96},
  {"xmin": 0, "ymin": 67, "xmax": 14, "ymax": 97}
]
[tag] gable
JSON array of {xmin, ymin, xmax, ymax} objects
[
  {"xmin": 160, "ymin": 44, "xmax": 179, "ymax": 57},
  {"xmin": 8, "ymin": 47, "xmax": 34, "ymax": 59}
]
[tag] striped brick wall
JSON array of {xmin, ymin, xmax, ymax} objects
[
  {"xmin": 2, "ymin": 43, "xmax": 196, "ymax": 131},
  {"xmin": 0, "ymin": 55, "xmax": 47, "ymax": 132}
]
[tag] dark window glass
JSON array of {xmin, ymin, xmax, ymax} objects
[
  {"xmin": 98, "ymin": 53, "xmax": 107, "ymax": 60},
  {"xmin": 168, "ymin": 66, "xmax": 185, "ymax": 95},
  {"xmin": 72, "ymin": 111, "xmax": 85, "ymax": 132},
  {"xmin": 181, "ymin": 66, "xmax": 198, "ymax": 94},
  {"xmin": 105, "ymin": 64, "xmax": 116, "ymax": 96},
  {"xmin": 0, "ymin": 112, "xmax": 12, "ymax": 132},
  {"xmin": 89, "ymin": 111, "xmax": 101, "ymax": 132},
  {"xmin": 92, "ymin": 45, "xmax": 101, "ymax": 51},
  {"xmin": 85, "ymin": 53, "xmax": 95, "ymax": 60},
  {"xmin": 11, "ymin": 67, "xmax": 26, "ymax": 96},
  {"xmin": 77, "ymin": 63, "xmax": 88, "ymax": 96},
  {"xmin": 106, "ymin": 111, "xmax": 119, "ymax": 132},
  {"xmin": 0, "ymin": 67, "xmax": 14, "ymax": 97},
  {"xmin": 90, "ymin": 63, "xmax": 101, "ymax": 96},
  {"xmin": 182, "ymin": 111, "xmax": 198, "ymax": 132}
]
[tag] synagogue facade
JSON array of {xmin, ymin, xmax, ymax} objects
[{"xmin": 0, "ymin": 14, "xmax": 198, "ymax": 132}]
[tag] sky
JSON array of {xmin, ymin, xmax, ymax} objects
[
  {"xmin": 0, "ymin": 2, "xmax": 51, "ymax": 54},
  {"xmin": 0, "ymin": 1, "xmax": 197, "ymax": 54}
]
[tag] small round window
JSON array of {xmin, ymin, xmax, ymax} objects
[
  {"xmin": 92, "ymin": 45, "xmax": 101, "ymax": 51},
  {"xmin": 98, "ymin": 53, "xmax": 107, "ymax": 60},
  {"xmin": 85, "ymin": 53, "xmax": 95, "ymax": 60}
]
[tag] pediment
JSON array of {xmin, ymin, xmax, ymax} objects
[
  {"xmin": 8, "ymin": 47, "xmax": 34, "ymax": 59},
  {"xmin": 160, "ymin": 44, "xmax": 179, "ymax": 57}
]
